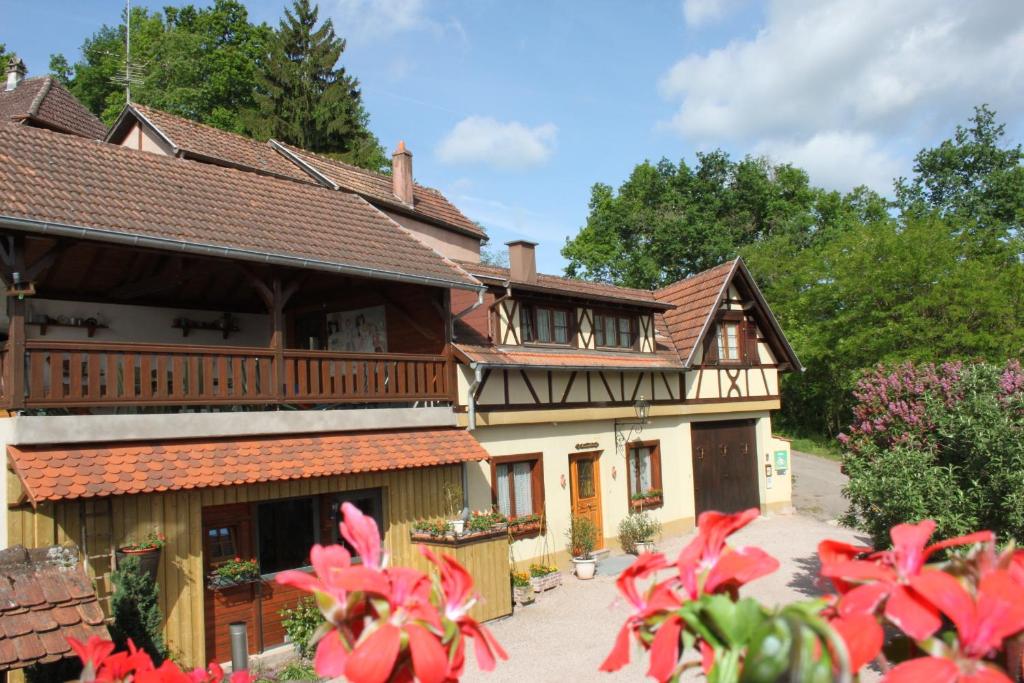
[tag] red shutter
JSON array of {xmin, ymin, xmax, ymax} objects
[
  {"xmin": 704, "ymin": 326, "xmax": 719, "ymax": 365},
  {"xmin": 743, "ymin": 319, "xmax": 759, "ymax": 365}
]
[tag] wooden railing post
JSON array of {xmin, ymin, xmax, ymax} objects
[
  {"xmin": 6, "ymin": 235, "xmax": 26, "ymax": 409},
  {"xmin": 270, "ymin": 278, "xmax": 285, "ymax": 401}
]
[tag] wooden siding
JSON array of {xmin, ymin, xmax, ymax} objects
[
  {"xmin": 7, "ymin": 464, "xmax": 472, "ymax": 668},
  {"xmin": 410, "ymin": 534, "xmax": 512, "ymax": 623}
]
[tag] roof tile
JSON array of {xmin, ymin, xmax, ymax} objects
[
  {"xmin": 654, "ymin": 261, "xmax": 737, "ymax": 366},
  {"xmin": 0, "ymin": 124, "xmax": 478, "ymax": 290},
  {"xmin": 0, "ymin": 77, "xmax": 106, "ymax": 139},
  {"xmin": 9, "ymin": 428, "xmax": 490, "ymax": 504}
]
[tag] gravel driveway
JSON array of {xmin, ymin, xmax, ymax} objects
[{"xmin": 462, "ymin": 514, "xmax": 873, "ymax": 682}]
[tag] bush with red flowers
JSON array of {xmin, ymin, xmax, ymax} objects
[{"xmin": 602, "ymin": 507, "xmax": 1024, "ymax": 682}]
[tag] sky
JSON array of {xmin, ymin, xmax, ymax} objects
[{"xmin": 3, "ymin": 0, "xmax": 1024, "ymax": 274}]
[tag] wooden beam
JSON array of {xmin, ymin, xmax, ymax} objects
[
  {"xmin": 7, "ymin": 235, "xmax": 26, "ymax": 409},
  {"xmin": 24, "ymin": 240, "xmax": 71, "ymax": 281},
  {"xmin": 108, "ymin": 257, "xmax": 186, "ymax": 299}
]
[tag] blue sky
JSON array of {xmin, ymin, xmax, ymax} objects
[{"xmin": 4, "ymin": 1, "xmax": 1024, "ymax": 274}]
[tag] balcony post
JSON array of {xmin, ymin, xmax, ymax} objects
[
  {"xmin": 270, "ymin": 278, "xmax": 285, "ymax": 400},
  {"xmin": 5, "ymin": 235, "xmax": 25, "ymax": 409}
]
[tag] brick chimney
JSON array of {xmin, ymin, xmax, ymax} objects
[
  {"xmin": 392, "ymin": 141, "xmax": 414, "ymax": 205},
  {"xmin": 507, "ymin": 240, "xmax": 538, "ymax": 283},
  {"xmin": 6, "ymin": 56, "xmax": 26, "ymax": 92}
]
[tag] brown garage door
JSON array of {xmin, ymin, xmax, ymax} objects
[{"xmin": 691, "ymin": 420, "xmax": 759, "ymax": 515}]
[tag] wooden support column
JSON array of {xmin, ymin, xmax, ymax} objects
[
  {"xmin": 5, "ymin": 236, "xmax": 26, "ymax": 409},
  {"xmin": 243, "ymin": 269, "xmax": 301, "ymax": 401}
]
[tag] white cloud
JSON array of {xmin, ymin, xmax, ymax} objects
[
  {"xmin": 682, "ymin": 0, "xmax": 742, "ymax": 27},
  {"xmin": 755, "ymin": 132, "xmax": 904, "ymax": 194},
  {"xmin": 436, "ymin": 117, "xmax": 558, "ymax": 170},
  {"xmin": 659, "ymin": 0, "xmax": 1024, "ymax": 192},
  {"xmin": 329, "ymin": 0, "xmax": 463, "ymax": 42}
]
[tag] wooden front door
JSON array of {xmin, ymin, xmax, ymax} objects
[
  {"xmin": 569, "ymin": 452, "xmax": 604, "ymax": 550},
  {"xmin": 203, "ymin": 504, "xmax": 258, "ymax": 664},
  {"xmin": 691, "ymin": 420, "xmax": 760, "ymax": 515}
]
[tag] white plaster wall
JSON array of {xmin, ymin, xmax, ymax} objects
[
  {"xmin": 116, "ymin": 121, "xmax": 169, "ymax": 155},
  {"xmin": 384, "ymin": 211, "xmax": 481, "ymax": 263},
  {"xmin": 24, "ymin": 299, "xmax": 270, "ymax": 347},
  {"xmin": 466, "ymin": 416, "xmax": 697, "ymax": 566}
]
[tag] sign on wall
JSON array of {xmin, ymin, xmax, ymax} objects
[
  {"xmin": 326, "ymin": 305, "xmax": 387, "ymax": 353},
  {"xmin": 773, "ymin": 450, "xmax": 789, "ymax": 474}
]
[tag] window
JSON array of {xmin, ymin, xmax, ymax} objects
[
  {"xmin": 594, "ymin": 313, "xmax": 636, "ymax": 349},
  {"xmin": 491, "ymin": 454, "xmax": 544, "ymax": 519},
  {"xmin": 520, "ymin": 305, "xmax": 572, "ymax": 345},
  {"xmin": 716, "ymin": 322, "xmax": 741, "ymax": 362},
  {"xmin": 323, "ymin": 488, "xmax": 385, "ymax": 561},
  {"xmin": 626, "ymin": 441, "xmax": 663, "ymax": 502},
  {"xmin": 206, "ymin": 526, "xmax": 237, "ymax": 563},
  {"xmin": 257, "ymin": 497, "xmax": 316, "ymax": 575}
]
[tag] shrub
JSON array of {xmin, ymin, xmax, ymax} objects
[
  {"xmin": 617, "ymin": 512, "xmax": 663, "ymax": 554},
  {"xmin": 565, "ymin": 515, "xmax": 597, "ymax": 559},
  {"xmin": 279, "ymin": 596, "xmax": 324, "ymax": 661},
  {"xmin": 841, "ymin": 360, "xmax": 1024, "ymax": 546},
  {"xmin": 109, "ymin": 554, "xmax": 169, "ymax": 663}
]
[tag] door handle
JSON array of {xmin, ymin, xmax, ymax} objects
[{"xmin": 697, "ymin": 447, "xmax": 704, "ymax": 461}]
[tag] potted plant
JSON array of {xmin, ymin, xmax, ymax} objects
[
  {"xmin": 630, "ymin": 488, "xmax": 664, "ymax": 510},
  {"xmin": 443, "ymin": 481, "xmax": 465, "ymax": 535},
  {"xmin": 116, "ymin": 530, "xmax": 166, "ymax": 582},
  {"xmin": 507, "ymin": 513, "xmax": 543, "ymax": 536},
  {"xmin": 411, "ymin": 519, "xmax": 452, "ymax": 541},
  {"xmin": 208, "ymin": 557, "xmax": 261, "ymax": 590},
  {"xmin": 528, "ymin": 563, "xmax": 562, "ymax": 592},
  {"xmin": 618, "ymin": 511, "xmax": 663, "ymax": 555},
  {"xmin": 511, "ymin": 571, "xmax": 534, "ymax": 607},
  {"xmin": 565, "ymin": 515, "xmax": 598, "ymax": 580}
]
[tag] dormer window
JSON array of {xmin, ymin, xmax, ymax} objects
[
  {"xmin": 594, "ymin": 312, "xmax": 636, "ymax": 349},
  {"xmin": 520, "ymin": 304, "xmax": 572, "ymax": 345},
  {"xmin": 705, "ymin": 314, "xmax": 758, "ymax": 365}
]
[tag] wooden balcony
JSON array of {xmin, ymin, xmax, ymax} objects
[{"xmin": 1, "ymin": 341, "xmax": 453, "ymax": 409}]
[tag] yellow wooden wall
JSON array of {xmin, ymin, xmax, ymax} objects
[
  {"xmin": 410, "ymin": 534, "xmax": 512, "ymax": 623},
  {"xmin": 8, "ymin": 464, "xmax": 467, "ymax": 668}
]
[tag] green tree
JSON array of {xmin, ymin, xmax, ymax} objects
[
  {"xmin": 250, "ymin": 0, "xmax": 387, "ymax": 170},
  {"xmin": 562, "ymin": 152, "xmax": 820, "ymax": 288},
  {"xmin": 896, "ymin": 104, "xmax": 1024, "ymax": 254},
  {"xmin": 51, "ymin": 1, "xmax": 272, "ymax": 132},
  {"xmin": 109, "ymin": 555, "xmax": 169, "ymax": 663}
]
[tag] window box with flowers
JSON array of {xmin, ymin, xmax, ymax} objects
[
  {"xmin": 627, "ymin": 441, "xmax": 663, "ymax": 510},
  {"xmin": 207, "ymin": 557, "xmax": 261, "ymax": 591},
  {"xmin": 528, "ymin": 563, "xmax": 562, "ymax": 593},
  {"xmin": 410, "ymin": 510, "xmax": 508, "ymax": 545},
  {"xmin": 116, "ymin": 530, "xmax": 166, "ymax": 582},
  {"xmin": 511, "ymin": 571, "xmax": 534, "ymax": 607},
  {"xmin": 506, "ymin": 513, "xmax": 543, "ymax": 538}
]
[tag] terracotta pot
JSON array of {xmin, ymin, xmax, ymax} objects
[
  {"xmin": 116, "ymin": 546, "xmax": 161, "ymax": 582},
  {"xmin": 571, "ymin": 557, "xmax": 597, "ymax": 580}
]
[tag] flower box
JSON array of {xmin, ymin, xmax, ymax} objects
[
  {"xmin": 513, "ymin": 585, "xmax": 535, "ymax": 607},
  {"xmin": 207, "ymin": 573, "xmax": 261, "ymax": 592},
  {"xmin": 630, "ymin": 493, "xmax": 663, "ymax": 510},
  {"xmin": 410, "ymin": 524, "xmax": 508, "ymax": 545},
  {"xmin": 507, "ymin": 519, "xmax": 543, "ymax": 537},
  {"xmin": 530, "ymin": 571, "xmax": 562, "ymax": 593},
  {"xmin": 207, "ymin": 557, "xmax": 261, "ymax": 591}
]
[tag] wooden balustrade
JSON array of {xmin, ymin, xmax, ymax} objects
[{"xmin": 10, "ymin": 341, "xmax": 452, "ymax": 408}]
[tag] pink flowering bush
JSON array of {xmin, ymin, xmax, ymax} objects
[
  {"xmin": 841, "ymin": 360, "xmax": 1024, "ymax": 546},
  {"xmin": 604, "ymin": 508, "xmax": 1024, "ymax": 682}
]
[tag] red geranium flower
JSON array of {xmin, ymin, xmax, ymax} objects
[
  {"xmin": 821, "ymin": 520, "xmax": 993, "ymax": 640},
  {"xmin": 885, "ymin": 569, "xmax": 1024, "ymax": 683}
]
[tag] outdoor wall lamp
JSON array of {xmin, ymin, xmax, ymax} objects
[
  {"xmin": 5, "ymin": 271, "xmax": 35, "ymax": 300},
  {"xmin": 615, "ymin": 395, "xmax": 649, "ymax": 454}
]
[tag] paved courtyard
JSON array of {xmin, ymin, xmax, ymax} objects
[
  {"xmin": 462, "ymin": 513, "xmax": 872, "ymax": 682},
  {"xmin": 791, "ymin": 451, "xmax": 849, "ymax": 522}
]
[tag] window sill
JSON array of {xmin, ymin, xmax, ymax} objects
[
  {"xmin": 507, "ymin": 520, "xmax": 544, "ymax": 538},
  {"xmin": 630, "ymin": 494, "xmax": 663, "ymax": 511}
]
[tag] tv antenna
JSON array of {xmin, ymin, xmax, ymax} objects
[{"xmin": 109, "ymin": 0, "xmax": 146, "ymax": 102}]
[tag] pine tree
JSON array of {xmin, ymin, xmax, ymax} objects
[
  {"xmin": 109, "ymin": 555, "xmax": 169, "ymax": 663},
  {"xmin": 251, "ymin": 0, "xmax": 387, "ymax": 171}
]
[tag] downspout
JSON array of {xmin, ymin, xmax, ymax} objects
[{"xmin": 467, "ymin": 362, "xmax": 483, "ymax": 431}]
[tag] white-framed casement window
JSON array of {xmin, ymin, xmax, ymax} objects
[
  {"xmin": 716, "ymin": 322, "xmax": 742, "ymax": 362},
  {"xmin": 626, "ymin": 441, "xmax": 663, "ymax": 504}
]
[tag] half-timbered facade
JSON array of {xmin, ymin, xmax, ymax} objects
[{"xmin": 451, "ymin": 244, "xmax": 801, "ymax": 568}]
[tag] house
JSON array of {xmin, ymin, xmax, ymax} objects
[
  {"xmin": 451, "ymin": 243, "xmax": 800, "ymax": 567},
  {"xmin": 0, "ymin": 96, "xmax": 800, "ymax": 672},
  {"xmin": 0, "ymin": 57, "xmax": 106, "ymax": 139}
]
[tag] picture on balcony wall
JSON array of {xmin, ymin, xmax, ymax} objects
[{"xmin": 326, "ymin": 305, "xmax": 387, "ymax": 353}]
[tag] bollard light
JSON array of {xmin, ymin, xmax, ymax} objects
[{"xmin": 229, "ymin": 621, "xmax": 249, "ymax": 673}]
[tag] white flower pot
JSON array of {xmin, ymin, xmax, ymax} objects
[
  {"xmin": 572, "ymin": 557, "xmax": 597, "ymax": 580},
  {"xmin": 450, "ymin": 519, "xmax": 465, "ymax": 535},
  {"xmin": 635, "ymin": 541, "xmax": 656, "ymax": 555}
]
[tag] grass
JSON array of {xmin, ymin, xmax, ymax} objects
[{"xmin": 778, "ymin": 432, "xmax": 844, "ymax": 461}]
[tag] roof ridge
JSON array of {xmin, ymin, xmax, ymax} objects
[
  {"xmin": 655, "ymin": 259, "xmax": 737, "ymax": 297},
  {"xmin": 26, "ymin": 76, "xmax": 53, "ymax": 117},
  {"xmin": 132, "ymin": 102, "xmax": 273, "ymax": 148}
]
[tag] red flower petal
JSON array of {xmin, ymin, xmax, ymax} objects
[
  {"xmin": 885, "ymin": 584, "xmax": 942, "ymax": 641},
  {"xmin": 345, "ymin": 623, "xmax": 401, "ymax": 683},
  {"xmin": 925, "ymin": 531, "xmax": 995, "ymax": 558},
  {"xmin": 313, "ymin": 628, "xmax": 350, "ymax": 679},
  {"xmin": 831, "ymin": 613, "xmax": 883, "ymax": 672},
  {"xmin": 704, "ymin": 546, "xmax": 779, "ymax": 594},
  {"xmin": 405, "ymin": 624, "xmax": 449, "ymax": 683},
  {"xmin": 962, "ymin": 664, "xmax": 1015, "ymax": 683},
  {"xmin": 599, "ymin": 623, "xmax": 634, "ymax": 672},
  {"xmin": 647, "ymin": 615, "xmax": 683, "ymax": 682},
  {"xmin": 839, "ymin": 581, "xmax": 890, "ymax": 618},
  {"xmin": 884, "ymin": 656, "xmax": 959, "ymax": 683}
]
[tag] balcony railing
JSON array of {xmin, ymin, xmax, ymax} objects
[{"xmin": 8, "ymin": 340, "xmax": 452, "ymax": 408}]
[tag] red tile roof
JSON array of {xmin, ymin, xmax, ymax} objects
[
  {"xmin": 655, "ymin": 260, "xmax": 736, "ymax": 366},
  {"xmin": 0, "ymin": 544, "xmax": 108, "ymax": 671},
  {"xmin": 458, "ymin": 261, "xmax": 672, "ymax": 309},
  {"xmin": 124, "ymin": 104, "xmax": 314, "ymax": 182},
  {"xmin": 0, "ymin": 124, "xmax": 479, "ymax": 290},
  {"xmin": 454, "ymin": 344, "xmax": 684, "ymax": 371},
  {"xmin": 0, "ymin": 77, "xmax": 106, "ymax": 139},
  {"xmin": 8, "ymin": 428, "xmax": 490, "ymax": 504},
  {"xmin": 275, "ymin": 142, "xmax": 487, "ymax": 239}
]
